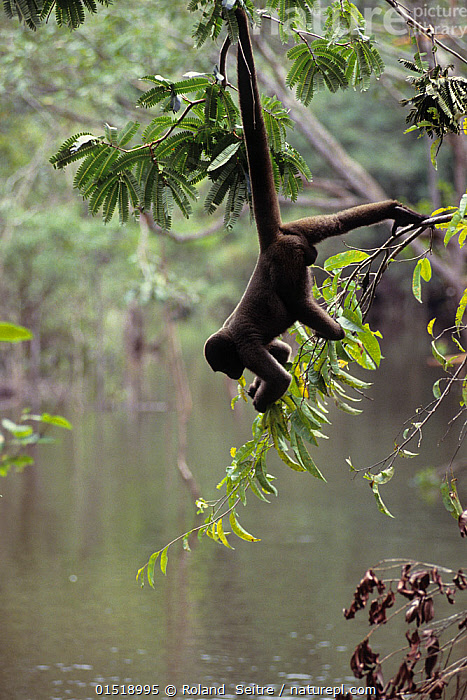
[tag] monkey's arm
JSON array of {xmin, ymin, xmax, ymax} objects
[
  {"xmin": 281, "ymin": 200, "xmax": 425, "ymax": 243},
  {"xmin": 235, "ymin": 8, "xmax": 282, "ymax": 249}
]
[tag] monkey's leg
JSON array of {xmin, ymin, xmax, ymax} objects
[
  {"xmin": 243, "ymin": 345, "xmax": 292, "ymax": 412},
  {"xmin": 268, "ymin": 338, "xmax": 292, "ymax": 364},
  {"xmin": 247, "ymin": 339, "xmax": 291, "ymax": 400}
]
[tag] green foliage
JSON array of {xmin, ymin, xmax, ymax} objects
[
  {"xmin": 4, "ymin": 0, "xmax": 110, "ymax": 29},
  {"xmin": 265, "ymin": 0, "xmax": 315, "ymax": 42},
  {"xmin": 50, "ymin": 73, "xmax": 310, "ymax": 228},
  {"xmin": 411, "ymin": 258, "xmax": 432, "ymax": 304},
  {"xmin": 431, "ymin": 194, "xmax": 467, "ymax": 330},
  {"xmin": 286, "ymin": 42, "xmax": 348, "ymax": 105},
  {"xmin": 0, "ymin": 410, "xmax": 72, "ymax": 476},
  {"xmin": 0, "ymin": 321, "xmax": 72, "ymax": 476},
  {"xmin": 0, "ymin": 322, "xmax": 33, "ymax": 343},
  {"xmin": 44, "ymin": 0, "xmax": 461, "ymax": 228},
  {"xmin": 138, "ymin": 258, "xmax": 389, "ymax": 585},
  {"xmin": 285, "ymin": 0, "xmax": 384, "ymax": 104},
  {"xmin": 435, "ymin": 194, "xmax": 467, "ymax": 250},
  {"xmin": 441, "ymin": 476, "xmax": 463, "ymax": 520},
  {"xmin": 8, "ymin": 0, "xmax": 466, "ymax": 570},
  {"xmin": 401, "ymin": 55, "xmax": 467, "ymax": 142},
  {"xmin": 187, "ymin": 0, "xmax": 257, "ymax": 47}
]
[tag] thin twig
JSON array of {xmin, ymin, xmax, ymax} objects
[{"xmin": 382, "ymin": 0, "xmax": 467, "ymax": 67}]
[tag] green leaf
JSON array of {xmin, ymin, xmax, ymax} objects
[
  {"xmin": 324, "ymin": 249, "xmax": 369, "ymax": 271},
  {"xmin": 432, "ymin": 378, "xmax": 442, "ymax": 399},
  {"xmin": 334, "ymin": 397, "xmax": 362, "ymax": 415},
  {"xmin": 427, "ymin": 317, "xmax": 436, "ymax": 336},
  {"xmin": 87, "ymin": 174, "xmax": 119, "ymax": 216},
  {"xmin": 268, "ymin": 409, "xmax": 288, "ymax": 448},
  {"xmin": 290, "ymin": 430, "xmax": 326, "ymax": 481},
  {"xmin": 136, "ymin": 565, "xmax": 146, "ymax": 587},
  {"xmin": 431, "ymin": 340, "xmax": 447, "ymax": 368},
  {"xmin": 412, "ymin": 260, "xmax": 422, "ymax": 303},
  {"xmin": 441, "ymin": 477, "xmax": 463, "ymax": 519},
  {"xmin": 340, "ymin": 307, "xmax": 364, "ymax": 332},
  {"xmin": 371, "ymin": 482, "xmax": 394, "ymax": 517},
  {"xmin": 353, "ymin": 325, "xmax": 381, "ymax": 368},
  {"xmin": 369, "ymin": 465, "xmax": 395, "ymax": 486},
  {"xmin": 74, "ymin": 146, "xmax": 114, "ymax": 189},
  {"xmin": 103, "ymin": 178, "xmax": 120, "ymax": 223},
  {"xmin": 0, "ymin": 322, "xmax": 33, "ymax": 343},
  {"xmin": 455, "ymin": 287, "xmax": 467, "ymax": 328},
  {"xmin": 420, "ymin": 257, "xmax": 432, "ymax": 281},
  {"xmin": 462, "ymin": 377, "xmax": 467, "ymax": 407},
  {"xmin": 116, "ymin": 121, "xmax": 140, "ymax": 147},
  {"xmin": 290, "ymin": 408, "xmax": 320, "ymax": 441},
  {"xmin": 0, "ymin": 454, "xmax": 34, "ymax": 476},
  {"xmin": 216, "ymin": 519, "xmax": 234, "ymax": 549},
  {"xmin": 207, "ymin": 142, "xmax": 241, "ymax": 171},
  {"xmin": 147, "ymin": 550, "xmax": 160, "ymax": 587},
  {"xmin": 229, "ymin": 511, "xmax": 260, "ymax": 542},
  {"xmin": 275, "ymin": 445, "xmax": 305, "ymax": 471},
  {"xmin": 160, "ymin": 546, "xmax": 169, "ymax": 575},
  {"xmin": 38, "ymin": 413, "xmax": 73, "ymax": 430},
  {"xmin": 254, "ymin": 452, "xmax": 278, "ymax": 495},
  {"xmin": 2, "ymin": 419, "xmax": 34, "ymax": 438},
  {"xmin": 334, "ymin": 369, "xmax": 371, "ymax": 390},
  {"xmin": 400, "ymin": 449, "xmax": 418, "ymax": 458},
  {"xmin": 249, "ymin": 476, "xmax": 270, "ymax": 502}
]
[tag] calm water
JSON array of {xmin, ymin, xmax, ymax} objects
[{"xmin": 0, "ymin": 332, "xmax": 466, "ymax": 699}]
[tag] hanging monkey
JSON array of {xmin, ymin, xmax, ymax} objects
[{"xmin": 204, "ymin": 7, "xmax": 426, "ymax": 412}]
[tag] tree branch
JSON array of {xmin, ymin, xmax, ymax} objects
[
  {"xmin": 382, "ymin": 0, "xmax": 467, "ymax": 67},
  {"xmin": 140, "ymin": 211, "xmax": 227, "ymax": 242}
]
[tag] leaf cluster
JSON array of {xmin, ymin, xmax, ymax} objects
[
  {"xmin": 50, "ymin": 74, "xmax": 309, "ymax": 228},
  {"xmin": 4, "ymin": 0, "xmax": 110, "ymax": 29},
  {"xmin": 0, "ymin": 411, "xmax": 72, "ymax": 476},
  {"xmin": 401, "ymin": 55, "xmax": 467, "ymax": 141},
  {"xmin": 0, "ymin": 322, "xmax": 72, "ymax": 475},
  {"xmin": 285, "ymin": 0, "xmax": 384, "ymax": 104}
]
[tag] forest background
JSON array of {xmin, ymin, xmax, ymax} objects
[
  {"xmin": 1, "ymin": 0, "xmax": 464, "ymax": 409},
  {"xmin": 1, "ymin": 0, "xmax": 467, "ymax": 697}
]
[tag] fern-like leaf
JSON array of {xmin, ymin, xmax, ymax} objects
[
  {"xmin": 88, "ymin": 174, "xmax": 119, "ymax": 216},
  {"xmin": 205, "ymin": 159, "xmax": 237, "ymax": 214},
  {"xmin": 118, "ymin": 179, "xmax": 129, "ymax": 224},
  {"xmin": 204, "ymin": 83, "xmax": 220, "ymax": 125},
  {"xmin": 50, "ymin": 133, "xmax": 102, "ymax": 169},
  {"xmin": 142, "ymin": 115, "xmax": 175, "ymax": 143},
  {"xmin": 207, "ymin": 141, "xmax": 241, "ymax": 171},
  {"xmin": 153, "ymin": 131, "xmax": 194, "ymax": 160},
  {"xmin": 117, "ymin": 121, "xmax": 141, "ymax": 147},
  {"xmin": 73, "ymin": 147, "xmax": 111, "ymax": 190},
  {"xmin": 113, "ymin": 147, "xmax": 152, "ymax": 174},
  {"xmin": 142, "ymin": 163, "xmax": 161, "ymax": 213},
  {"xmin": 122, "ymin": 171, "xmax": 142, "ymax": 211},
  {"xmin": 102, "ymin": 178, "xmax": 120, "ymax": 223},
  {"xmin": 219, "ymin": 89, "xmax": 240, "ymax": 131}
]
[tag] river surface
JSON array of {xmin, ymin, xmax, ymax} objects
[{"xmin": 0, "ymin": 331, "xmax": 466, "ymax": 699}]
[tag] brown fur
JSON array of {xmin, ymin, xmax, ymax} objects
[{"xmin": 204, "ymin": 8, "xmax": 425, "ymax": 412}]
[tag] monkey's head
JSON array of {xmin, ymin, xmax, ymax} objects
[{"xmin": 204, "ymin": 329, "xmax": 244, "ymax": 380}]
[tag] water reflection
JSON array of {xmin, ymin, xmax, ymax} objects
[{"xmin": 0, "ymin": 335, "xmax": 465, "ymax": 699}]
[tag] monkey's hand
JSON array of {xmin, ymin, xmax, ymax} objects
[{"xmin": 391, "ymin": 204, "xmax": 426, "ymax": 236}]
